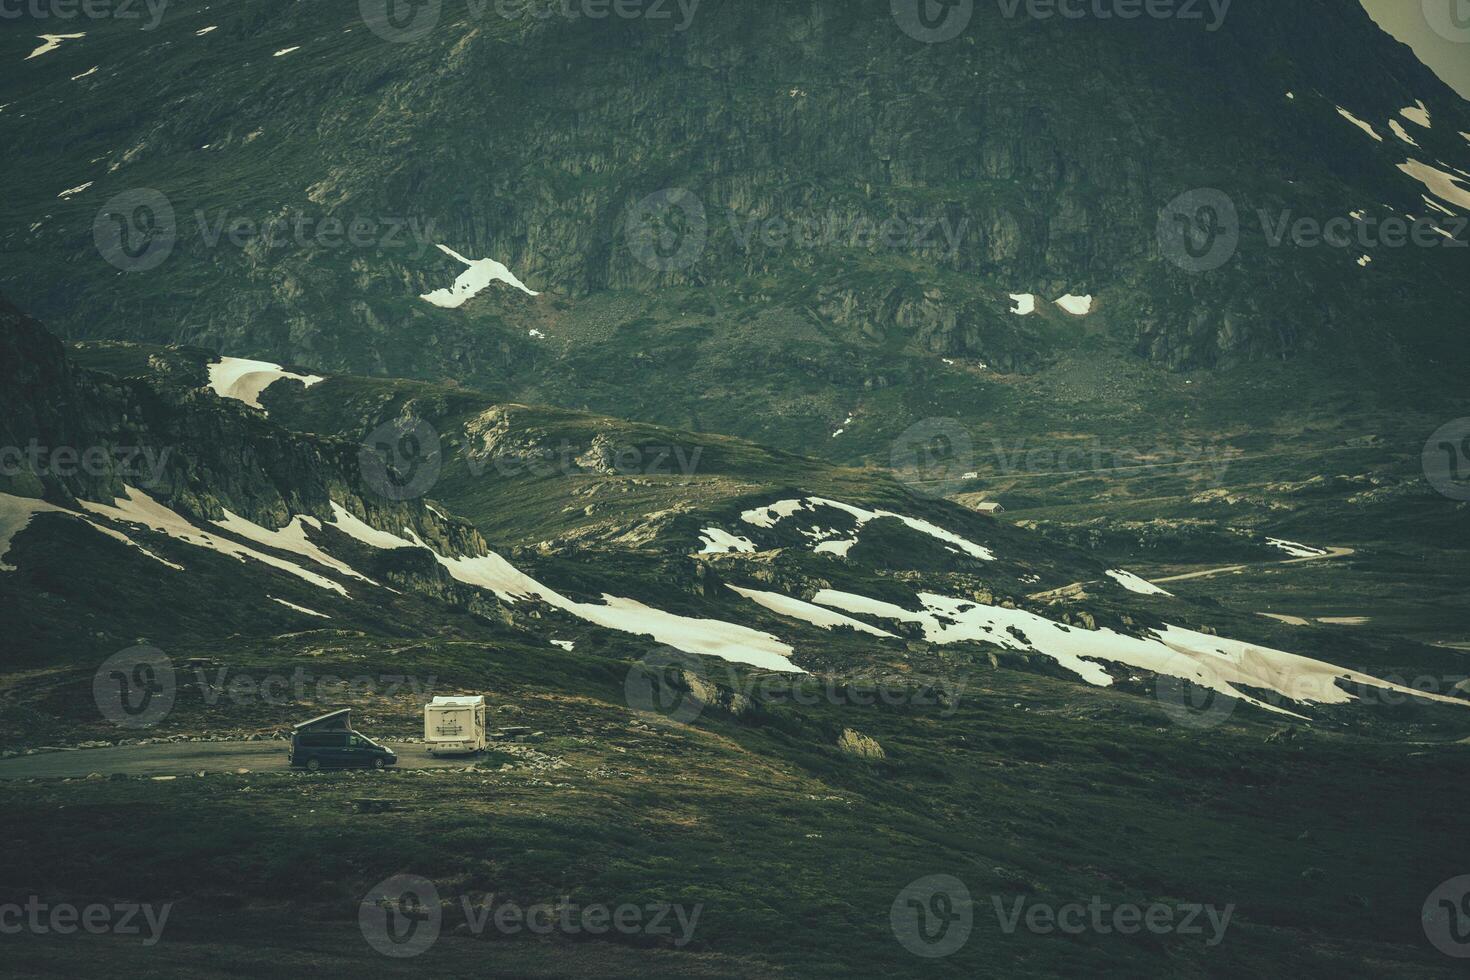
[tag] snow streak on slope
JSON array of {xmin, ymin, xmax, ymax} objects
[
  {"xmin": 80, "ymin": 487, "xmax": 347, "ymax": 594},
  {"xmin": 420, "ymin": 244, "xmax": 539, "ymax": 308},
  {"xmin": 26, "ymin": 34, "xmax": 84, "ymax": 60},
  {"xmin": 1397, "ymin": 160, "xmax": 1470, "ymax": 211},
  {"xmin": 740, "ymin": 497, "xmax": 994, "ymax": 561},
  {"xmin": 207, "ymin": 357, "xmax": 324, "ymax": 413},
  {"xmin": 728, "ymin": 585, "xmax": 898, "ymax": 638},
  {"xmin": 327, "ymin": 505, "xmax": 799, "ymax": 671},
  {"xmin": 1337, "ymin": 107, "xmax": 1383, "ymax": 142},
  {"xmin": 0, "ymin": 492, "xmax": 181, "ymax": 572},
  {"xmin": 214, "ymin": 510, "xmax": 375, "ymax": 584},
  {"xmin": 808, "ymin": 589, "xmax": 1466, "ymax": 716},
  {"xmin": 1106, "ymin": 569, "xmax": 1172, "ymax": 596},
  {"xmin": 698, "ymin": 528, "xmax": 756, "ymax": 554}
]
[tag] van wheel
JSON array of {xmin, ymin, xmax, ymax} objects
[
  {"xmin": 306, "ymin": 758, "xmax": 321, "ymax": 772},
  {"xmin": 373, "ymin": 758, "xmax": 385, "ymax": 770}
]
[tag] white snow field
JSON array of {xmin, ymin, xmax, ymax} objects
[
  {"xmin": 420, "ymin": 244, "xmax": 539, "ymax": 308},
  {"xmin": 26, "ymin": 34, "xmax": 85, "ymax": 60},
  {"xmin": 728, "ymin": 585, "xmax": 898, "ymax": 638},
  {"xmin": 1336, "ymin": 106, "xmax": 1383, "ymax": 142},
  {"xmin": 741, "ymin": 497, "xmax": 994, "ymax": 561},
  {"xmin": 1106, "ymin": 569, "xmax": 1173, "ymax": 597},
  {"xmin": 326, "ymin": 505, "xmax": 800, "ymax": 672},
  {"xmin": 0, "ymin": 492, "xmax": 180, "ymax": 572},
  {"xmin": 207, "ymin": 357, "xmax": 324, "ymax": 413},
  {"xmin": 698, "ymin": 528, "xmax": 757, "ymax": 554}
]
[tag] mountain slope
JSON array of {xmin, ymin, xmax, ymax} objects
[{"xmin": 3, "ymin": 1, "xmax": 1469, "ymax": 459}]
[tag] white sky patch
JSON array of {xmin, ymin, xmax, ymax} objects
[
  {"xmin": 1009, "ymin": 293, "xmax": 1037, "ymax": 316},
  {"xmin": 273, "ymin": 47, "xmax": 300, "ymax": 57},
  {"xmin": 1054, "ymin": 294, "xmax": 1094, "ymax": 316},
  {"xmin": 1266, "ymin": 537, "xmax": 1328, "ymax": 558},
  {"xmin": 70, "ymin": 66, "xmax": 98, "ymax": 81},
  {"xmin": 1336, "ymin": 107, "xmax": 1383, "ymax": 142},
  {"xmin": 1389, "ymin": 119, "xmax": 1419, "ymax": 147},
  {"xmin": 420, "ymin": 244, "xmax": 539, "ymax": 308},
  {"xmin": 57, "ymin": 182, "xmax": 93, "ymax": 199},
  {"xmin": 698, "ymin": 528, "xmax": 756, "ymax": 555},
  {"xmin": 1, "ymin": 492, "xmax": 181, "ymax": 572},
  {"xmin": 728, "ymin": 585, "xmax": 898, "ymax": 638},
  {"xmin": 270, "ymin": 597, "xmax": 330, "ymax": 618},
  {"xmin": 1106, "ymin": 569, "xmax": 1173, "ymax": 597},
  {"xmin": 329, "ymin": 505, "xmax": 799, "ymax": 671},
  {"xmin": 1401, "ymin": 101, "xmax": 1431, "ymax": 129},
  {"xmin": 207, "ymin": 357, "xmax": 324, "ymax": 413},
  {"xmin": 1396, "ymin": 159, "xmax": 1470, "ymax": 211},
  {"xmin": 742, "ymin": 496, "xmax": 995, "ymax": 561},
  {"xmin": 80, "ymin": 487, "xmax": 347, "ymax": 594},
  {"xmin": 26, "ymin": 33, "xmax": 85, "ymax": 60},
  {"xmin": 811, "ymin": 588, "xmax": 1466, "ymax": 715}
]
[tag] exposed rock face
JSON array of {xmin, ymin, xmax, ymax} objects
[
  {"xmin": 2, "ymin": 1, "xmax": 1467, "ymax": 446},
  {"xmin": 836, "ymin": 727, "xmax": 885, "ymax": 761},
  {"xmin": 0, "ymin": 296, "xmax": 487, "ymax": 565}
]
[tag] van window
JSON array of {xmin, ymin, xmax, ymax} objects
[{"xmin": 299, "ymin": 732, "xmax": 347, "ymax": 747}]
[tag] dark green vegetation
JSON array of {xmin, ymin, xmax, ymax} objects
[
  {"xmin": 3, "ymin": 309, "xmax": 1470, "ymax": 977},
  {"xmin": 5, "ymin": 1, "xmax": 1470, "ymax": 975},
  {"xmin": 2, "ymin": 1, "xmax": 1469, "ymax": 464}
]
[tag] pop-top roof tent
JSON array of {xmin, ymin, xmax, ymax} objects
[
  {"xmin": 292, "ymin": 708, "xmax": 352, "ymax": 732},
  {"xmin": 428, "ymin": 696, "xmax": 485, "ymax": 708}
]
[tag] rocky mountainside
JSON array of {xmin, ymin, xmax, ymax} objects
[{"xmin": 3, "ymin": 1, "xmax": 1468, "ymax": 457}]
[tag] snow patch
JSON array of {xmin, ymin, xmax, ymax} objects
[
  {"xmin": 1397, "ymin": 159, "xmax": 1470, "ymax": 211},
  {"xmin": 1106, "ymin": 569, "xmax": 1173, "ymax": 597},
  {"xmin": 196, "ymin": 26, "xmax": 218, "ymax": 35},
  {"xmin": 1336, "ymin": 107, "xmax": 1383, "ymax": 142},
  {"xmin": 1054, "ymin": 294, "xmax": 1094, "ymax": 316},
  {"xmin": 330, "ymin": 505, "xmax": 800, "ymax": 672},
  {"xmin": 1266, "ymin": 537, "xmax": 1328, "ymax": 559},
  {"xmin": 270, "ymin": 597, "xmax": 330, "ymax": 619},
  {"xmin": 1, "ymin": 493, "xmax": 181, "ymax": 572},
  {"xmin": 420, "ymin": 244, "xmax": 538, "ymax": 308},
  {"xmin": 729, "ymin": 585, "xmax": 898, "ymax": 638},
  {"xmin": 697, "ymin": 528, "xmax": 756, "ymax": 555},
  {"xmin": 207, "ymin": 357, "xmax": 324, "ymax": 413},
  {"xmin": 57, "ymin": 182, "xmax": 93, "ymax": 199},
  {"xmin": 742, "ymin": 496, "xmax": 994, "ymax": 561},
  {"xmin": 70, "ymin": 66, "xmax": 98, "ymax": 81},
  {"xmin": 1401, "ymin": 100, "xmax": 1431, "ymax": 129},
  {"xmin": 273, "ymin": 47, "xmax": 300, "ymax": 57},
  {"xmin": 26, "ymin": 33, "xmax": 85, "ymax": 60},
  {"xmin": 80, "ymin": 487, "xmax": 347, "ymax": 594},
  {"xmin": 811, "ymin": 588, "xmax": 1466, "ymax": 715},
  {"xmin": 1008, "ymin": 293, "xmax": 1037, "ymax": 316},
  {"xmin": 1389, "ymin": 119, "xmax": 1419, "ymax": 147}
]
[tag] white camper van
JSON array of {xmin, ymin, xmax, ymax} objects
[{"xmin": 423, "ymin": 695, "xmax": 488, "ymax": 756}]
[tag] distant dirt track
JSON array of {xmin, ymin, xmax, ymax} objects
[{"xmin": 0, "ymin": 741, "xmax": 477, "ymax": 780}]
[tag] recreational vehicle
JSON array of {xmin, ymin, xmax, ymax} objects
[{"xmin": 424, "ymin": 695, "xmax": 488, "ymax": 756}]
